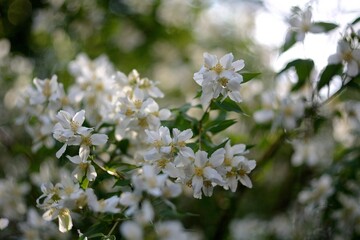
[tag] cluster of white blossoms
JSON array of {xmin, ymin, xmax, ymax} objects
[
  {"xmin": 193, "ymin": 52, "xmax": 245, "ymax": 109},
  {"xmin": 10, "ymin": 52, "xmax": 256, "ymax": 237},
  {"xmin": 143, "ymin": 126, "xmax": 256, "ymax": 198}
]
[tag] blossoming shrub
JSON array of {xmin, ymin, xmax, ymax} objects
[{"xmin": 1, "ymin": 2, "xmax": 360, "ymax": 240}]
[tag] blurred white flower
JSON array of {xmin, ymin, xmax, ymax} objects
[
  {"xmin": 120, "ymin": 220, "xmax": 143, "ymax": 240},
  {"xmin": 0, "ymin": 218, "xmax": 9, "ymax": 230},
  {"xmin": 287, "ymin": 6, "xmax": 323, "ymax": 42},
  {"xmin": 328, "ymin": 39, "xmax": 360, "ymax": 77}
]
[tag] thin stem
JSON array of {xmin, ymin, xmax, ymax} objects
[
  {"xmin": 107, "ymin": 219, "xmax": 120, "ymax": 237},
  {"xmin": 198, "ymin": 104, "xmax": 211, "ymax": 150}
]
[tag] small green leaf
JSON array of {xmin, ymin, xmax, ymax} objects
[
  {"xmin": 351, "ymin": 16, "xmax": 360, "ymax": 25},
  {"xmin": 312, "ymin": 22, "xmax": 338, "ymax": 32},
  {"xmin": 242, "ymin": 72, "xmax": 261, "ymax": 83},
  {"xmin": 317, "ymin": 64, "xmax": 343, "ymax": 90},
  {"xmin": 204, "ymin": 119, "xmax": 237, "ymax": 134},
  {"xmin": 281, "ymin": 31, "xmax": 297, "ymax": 53},
  {"xmin": 81, "ymin": 178, "xmax": 89, "ymax": 189},
  {"xmin": 211, "ymin": 98, "xmax": 243, "ymax": 113}
]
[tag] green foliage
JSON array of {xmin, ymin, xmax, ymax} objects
[
  {"xmin": 278, "ymin": 58, "xmax": 315, "ymax": 91},
  {"xmin": 312, "ymin": 22, "xmax": 339, "ymax": 32},
  {"xmin": 317, "ymin": 64, "xmax": 343, "ymax": 90}
]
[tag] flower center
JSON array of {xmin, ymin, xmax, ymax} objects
[
  {"xmin": 212, "ymin": 63, "xmax": 224, "ymax": 74},
  {"xmin": 82, "ymin": 136, "xmax": 92, "ymax": 146},
  {"xmin": 138, "ymin": 117, "xmax": 148, "ymax": 128},
  {"xmin": 218, "ymin": 77, "xmax": 229, "ymax": 88},
  {"xmin": 43, "ymin": 80, "xmax": 52, "ymax": 97},
  {"xmin": 194, "ymin": 167, "xmax": 203, "ymax": 176},
  {"xmin": 70, "ymin": 120, "xmax": 79, "ymax": 132},
  {"xmin": 342, "ymin": 51, "xmax": 353, "ymax": 62},
  {"xmin": 157, "ymin": 158, "xmax": 168, "ymax": 169}
]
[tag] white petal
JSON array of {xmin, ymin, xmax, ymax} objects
[
  {"xmin": 58, "ymin": 210, "xmax": 73, "ymax": 233},
  {"xmin": 91, "ymin": 133, "xmax": 108, "ymax": 145},
  {"xmin": 66, "ymin": 155, "xmax": 82, "ymax": 164},
  {"xmin": 220, "ymin": 53, "xmax": 234, "ymax": 69},
  {"xmin": 210, "ymin": 148, "xmax": 225, "ymax": 167},
  {"xmin": 120, "ymin": 221, "xmax": 143, "ymax": 240},
  {"xmin": 203, "ymin": 167, "xmax": 223, "ymax": 184},
  {"xmin": 87, "ymin": 164, "xmax": 97, "ymax": 181},
  {"xmin": 73, "ymin": 110, "xmax": 86, "ymax": 126},
  {"xmin": 228, "ymin": 91, "xmax": 242, "ymax": 103},
  {"xmin": 253, "ymin": 109, "xmax": 274, "ymax": 123},
  {"xmin": 56, "ymin": 143, "xmax": 68, "ymax": 158},
  {"xmin": 195, "ymin": 151, "xmax": 208, "ymax": 167},
  {"xmin": 192, "ymin": 175, "xmax": 203, "ymax": 194},
  {"xmin": 239, "ymin": 174, "xmax": 252, "ymax": 188},
  {"xmin": 204, "ymin": 52, "xmax": 218, "ymax": 68},
  {"xmin": 193, "ymin": 71, "xmax": 204, "ymax": 86},
  {"xmin": 200, "ymin": 84, "xmax": 214, "ymax": 109},
  {"xmin": 232, "ymin": 59, "xmax": 245, "ymax": 71},
  {"xmin": 177, "ymin": 129, "xmax": 193, "ymax": 142},
  {"xmin": 347, "ymin": 60, "xmax": 359, "ymax": 77},
  {"xmin": 159, "ymin": 109, "xmax": 171, "ymax": 120},
  {"xmin": 79, "ymin": 145, "xmax": 90, "ymax": 161}
]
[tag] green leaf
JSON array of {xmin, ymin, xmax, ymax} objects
[
  {"xmin": 113, "ymin": 178, "xmax": 131, "ymax": 187},
  {"xmin": 312, "ymin": 22, "xmax": 338, "ymax": 32},
  {"xmin": 208, "ymin": 138, "xmax": 230, "ymax": 155},
  {"xmin": 351, "ymin": 16, "xmax": 360, "ymax": 25},
  {"xmin": 117, "ymin": 139, "xmax": 129, "ymax": 154},
  {"xmin": 317, "ymin": 64, "xmax": 343, "ymax": 90},
  {"xmin": 242, "ymin": 72, "xmax": 261, "ymax": 83},
  {"xmin": 211, "ymin": 98, "xmax": 243, "ymax": 113},
  {"xmin": 277, "ymin": 59, "xmax": 314, "ymax": 91},
  {"xmin": 81, "ymin": 178, "xmax": 89, "ymax": 189},
  {"xmin": 204, "ymin": 119, "xmax": 237, "ymax": 134},
  {"xmin": 281, "ymin": 31, "xmax": 297, "ymax": 53}
]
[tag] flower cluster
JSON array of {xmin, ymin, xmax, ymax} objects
[
  {"xmin": 9, "ymin": 50, "xmax": 256, "ymax": 237},
  {"xmin": 193, "ymin": 52, "xmax": 245, "ymax": 109}
]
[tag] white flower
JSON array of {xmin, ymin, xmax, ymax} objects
[
  {"xmin": 120, "ymin": 221, "xmax": 143, "ymax": 240},
  {"xmin": 66, "ymin": 155, "xmax": 97, "ymax": 181},
  {"xmin": 194, "ymin": 52, "xmax": 245, "ymax": 108},
  {"xmin": 134, "ymin": 200, "xmax": 154, "ymax": 224},
  {"xmin": 119, "ymin": 191, "xmax": 142, "ymax": 216},
  {"xmin": 172, "ymin": 128, "xmax": 193, "ymax": 156},
  {"xmin": 145, "ymin": 126, "xmax": 172, "ymax": 155},
  {"xmin": 298, "ymin": 174, "xmax": 333, "ymax": 207},
  {"xmin": 155, "ymin": 221, "xmax": 188, "ymax": 240},
  {"xmin": 220, "ymin": 141, "xmax": 251, "ymax": 192},
  {"xmin": 127, "ymin": 69, "xmax": 164, "ymax": 98},
  {"xmin": 287, "ymin": 6, "xmax": 323, "ymax": 42},
  {"xmin": 328, "ymin": 39, "xmax": 360, "ymax": 76},
  {"xmin": 29, "ymin": 75, "xmax": 60, "ymax": 105},
  {"xmin": 76, "ymin": 131, "xmax": 108, "ymax": 161},
  {"xmin": 43, "ymin": 207, "xmax": 73, "ymax": 233},
  {"xmin": 187, "ymin": 149, "xmax": 225, "ymax": 199},
  {"xmin": 237, "ymin": 159, "xmax": 256, "ymax": 188},
  {"xmin": 86, "ymin": 189, "xmax": 120, "ymax": 213},
  {"xmin": 0, "ymin": 218, "xmax": 9, "ymax": 230},
  {"xmin": 132, "ymin": 165, "xmax": 168, "ymax": 197},
  {"xmin": 53, "ymin": 109, "xmax": 92, "ymax": 158}
]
